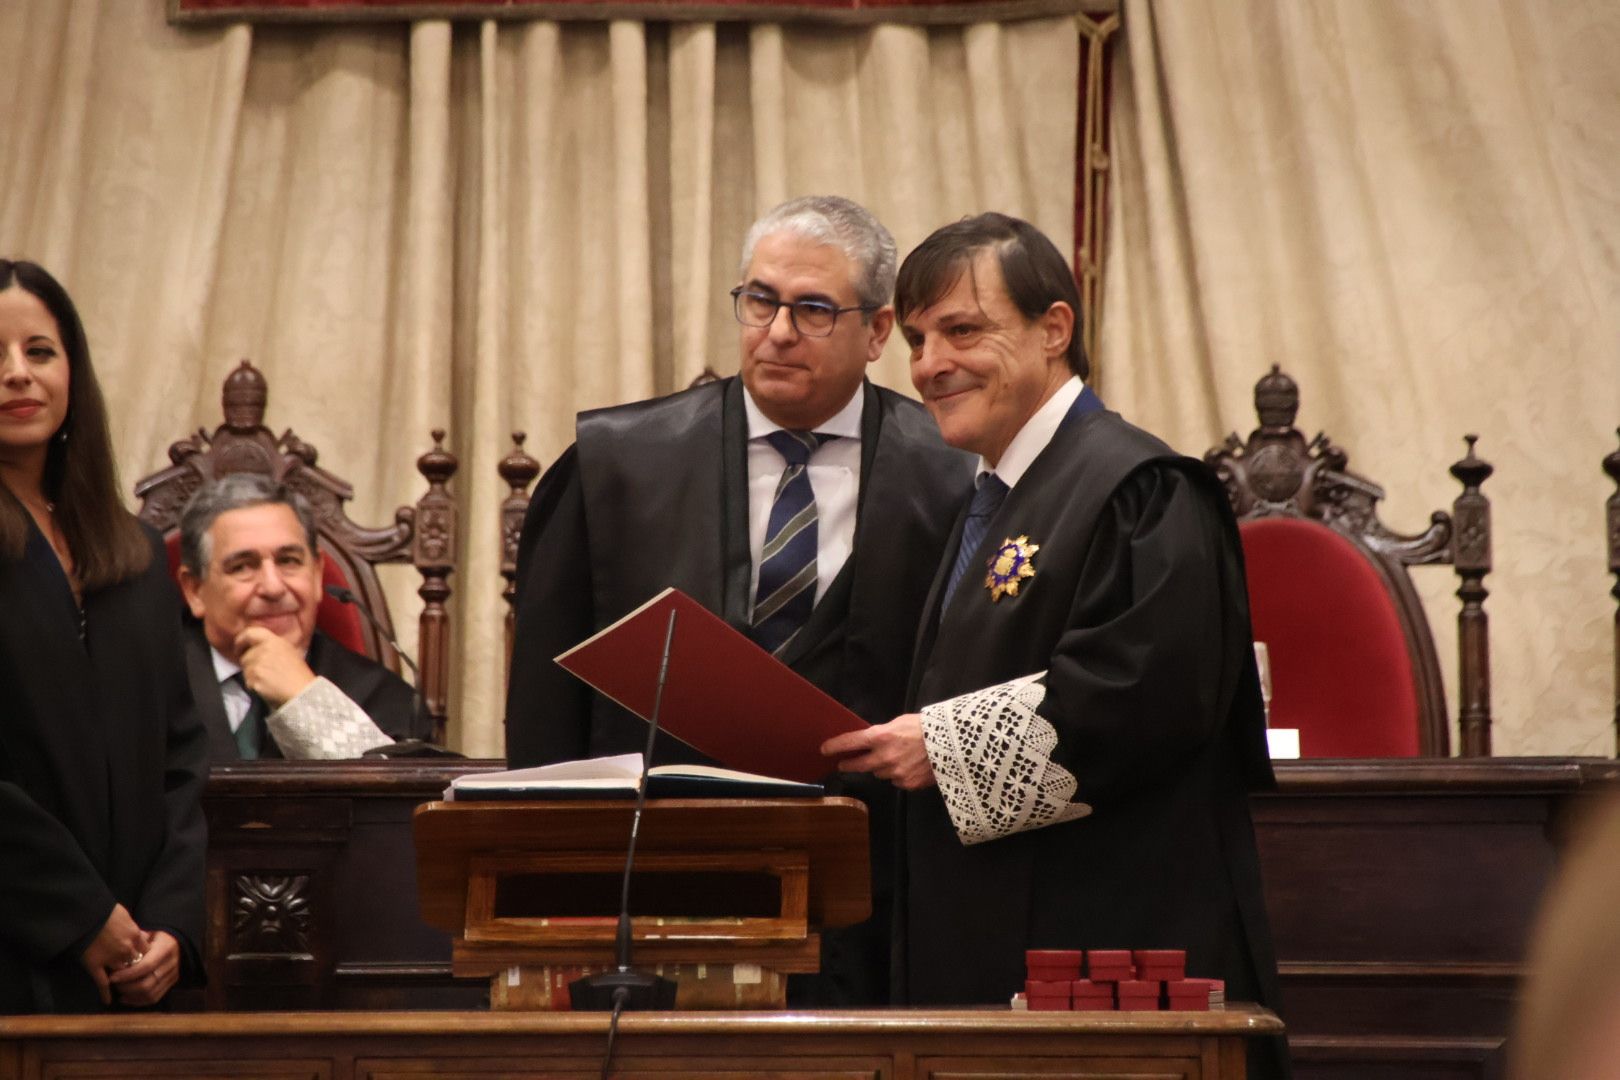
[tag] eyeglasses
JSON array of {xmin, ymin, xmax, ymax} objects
[{"xmin": 731, "ymin": 287, "xmax": 875, "ymax": 338}]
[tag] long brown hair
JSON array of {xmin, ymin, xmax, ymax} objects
[{"xmin": 0, "ymin": 260, "xmax": 150, "ymax": 589}]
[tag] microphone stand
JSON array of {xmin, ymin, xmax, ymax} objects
[
  {"xmin": 325, "ymin": 584, "xmax": 431, "ymax": 742},
  {"xmin": 570, "ymin": 609, "xmax": 680, "ymax": 1076}
]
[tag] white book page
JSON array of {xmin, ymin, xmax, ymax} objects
[{"xmin": 449, "ymin": 753, "xmax": 643, "ymax": 792}]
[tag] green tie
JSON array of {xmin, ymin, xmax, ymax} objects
[{"xmin": 230, "ymin": 673, "xmax": 267, "ymax": 760}]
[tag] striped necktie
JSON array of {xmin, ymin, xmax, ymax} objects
[
  {"xmin": 943, "ymin": 473, "xmax": 1011, "ymax": 609},
  {"xmin": 752, "ymin": 429, "xmax": 835, "ymax": 655}
]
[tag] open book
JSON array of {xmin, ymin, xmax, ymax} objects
[{"xmin": 445, "ymin": 753, "xmax": 824, "ymax": 801}]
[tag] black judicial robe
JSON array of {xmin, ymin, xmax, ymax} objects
[
  {"xmin": 506, "ymin": 375, "xmax": 973, "ymax": 1005},
  {"xmin": 900, "ymin": 407, "xmax": 1287, "ymax": 1077},
  {"xmin": 0, "ymin": 522, "xmax": 207, "ymax": 1013},
  {"xmin": 183, "ymin": 623, "xmax": 421, "ymax": 763}
]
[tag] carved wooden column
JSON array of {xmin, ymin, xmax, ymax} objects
[
  {"xmin": 413, "ymin": 430, "xmax": 458, "ymax": 744},
  {"xmin": 1450, "ymin": 435, "xmax": 1494, "ymax": 757},
  {"xmin": 498, "ymin": 432, "xmax": 541, "ymax": 678},
  {"xmin": 1604, "ymin": 430, "xmax": 1620, "ymax": 756}
]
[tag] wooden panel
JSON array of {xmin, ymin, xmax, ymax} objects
[
  {"xmin": 359, "ymin": 1069, "xmax": 880, "ymax": 1080},
  {"xmin": 37, "ymin": 1063, "xmax": 328, "ymax": 1080},
  {"xmin": 0, "ymin": 1010, "xmax": 1275, "ymax": 1080},
  {"xmin": 1290, "ymin": 1037, "xmax": 1505, "ymax": 1080},
  {"xmin": 923, "ymin": 1064, "xmax": 1193, "ymax": 1078},
  {"xmin": 195, "ymin": 758, "xmax": 1617, "ymax": 1078}
]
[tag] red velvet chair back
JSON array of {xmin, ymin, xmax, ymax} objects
[
  {"xmin": 1241, "ymin": 517, "xmax": 1422, "ymax": 757},
  {"xmin": 1206, "ymin": 365, "xmax": 1495, "ymax": 757},
  {"xmin": 162, "ymin": 532, "xmax": 369, "ymax": 656}
]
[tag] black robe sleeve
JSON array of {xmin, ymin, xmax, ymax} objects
[
  {"xmin": 503, "ymin": 444, "xmax": 595, "ymax": 767},
  {"xmin": 0, "ymin": 785, "xmax": 119, "ymax": 966},
  {"xmin": 1049, "ymin": 463, "xmax": 1245, "ymax": 805}
]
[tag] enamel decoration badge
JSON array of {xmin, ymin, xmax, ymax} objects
[{"xmin": 985, "ymin": 535, "xmax": 1039, "ymax": 601}]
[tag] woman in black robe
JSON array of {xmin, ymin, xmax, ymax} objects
[{"xmin": 0, "ymin": 259, "xmax": 206, "ymax": 1013}]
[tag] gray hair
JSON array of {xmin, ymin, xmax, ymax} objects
[
  {"xmin": 179, "ymin": 473, "xmax": 319, "ymax": 579},
  {"xmin": 738, "ymin": 195, "xmax": 898, "ymax": 312}
]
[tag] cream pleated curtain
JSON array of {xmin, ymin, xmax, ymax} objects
[
  {"xmin": 1099, "ymin": 0, "xmax": 1620, "ymax": 756},
  {"xmin": 0, "ymin": 0, "xmax": 1078, "ymax": 756}
]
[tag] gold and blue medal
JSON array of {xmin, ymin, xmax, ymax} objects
[{"xmin": 985, "ymin": 535, "xmax": 1039, "ymax": 601}]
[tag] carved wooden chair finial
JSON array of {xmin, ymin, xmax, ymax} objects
[
  {"xmin": 498, "ymin": 432, "xmax": 542, "ymax": 675},
  {"xmin": 221, "ymin": 359, "xmax": 268, "ymax": 432}
]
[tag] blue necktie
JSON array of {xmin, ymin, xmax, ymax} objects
[
  {"xmin": 943, "ymin": 473, "xmax": 1010, "ymax": 609},
  {"xmin": 752, "ymin": 430, "xmax": 834, "ymax": 655}
]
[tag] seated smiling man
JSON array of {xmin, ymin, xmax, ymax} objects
[{"xmin": 177, "ymin": 474, "xmax": 423, "ymax": 761}]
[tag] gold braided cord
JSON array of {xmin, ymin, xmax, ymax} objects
[{"xmin": 1075, "ymin": 10, "xmax": 1119, "ymax": 378}]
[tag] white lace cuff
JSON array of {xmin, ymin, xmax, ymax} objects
[
  {"xmin": 266, "ymin": 677, "xmax": 395, "ymax": 759},
  {"xmin": 920, "ymin": 672, "xmax": 1092, "ymax": 846}
]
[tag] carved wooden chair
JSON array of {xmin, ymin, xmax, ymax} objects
[
  {"xmin": 134, "ymin": 360, "xmax": 458, "ymax": 742},
  {"xmin": 496, "ymin": 369, "xmax": 724, "ymax": 673},
  {"xmin": 1205, "ymin": 365, "xmax": 1494, "ymax": 757}
]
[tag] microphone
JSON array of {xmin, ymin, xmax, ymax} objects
[
  {"xmin": 569, "ymin": 607, "xmax": 681, "ymax": 1024},
  {"xmin": 326, "ymin": 584, "xmax": 420, "ymax": 683},
  {"xmin": 325, "ymin": 584, "xmax": 433, "ymax": 746}
]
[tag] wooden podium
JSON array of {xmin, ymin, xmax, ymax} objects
[{"xmin": 414, "ymin": 797, "xmax": 869, "ymax": 1010}]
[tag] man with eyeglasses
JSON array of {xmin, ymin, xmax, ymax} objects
[
  {"xmin": 505, "ymin": 195, "xmax": 972, "ymax": 1005},
  {"xmin": 176, "ymin": 474, "xmax": 423, "ymax": 761}
]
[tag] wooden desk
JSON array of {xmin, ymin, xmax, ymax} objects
[
  {"xmin": 1252, "ymin": 757, "xmax": 1619, "ymax": 1079},
  {"xmin": 0, "ymin": 1007, "xmax": 1282, "ymax": 1079},
  {"xmin": 199, "ymin": 757, "xmax": 1620, "ymax": 1079}
]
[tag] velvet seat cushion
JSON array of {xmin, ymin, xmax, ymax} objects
[
  {"xmin": 163, "ymin": 531, "xmax": 369, "ymax": 657},
  {"xmin": 1240, "ymin": 516, "xmax": 1422, "ymax": 757}
]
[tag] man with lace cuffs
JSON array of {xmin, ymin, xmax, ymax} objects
[
  {"xmin": 822, "ymin": 214, "xmax": 1288, "ymax": 1080},
  {"xmin": 177, "ymin": 475, "xmax": 420, "ymax": 761}
]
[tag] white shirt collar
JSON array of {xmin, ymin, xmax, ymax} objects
[
  {"xmin": 210, "ymin": 644, "xmax": 242, "ymax": 684},
  {"xmin": 978, "ymin": 376, "xmax": 1084, "ymax": 489},
  {"xmin": 743, "ymin": 381, "xmax": 865, "ymax": 441}
]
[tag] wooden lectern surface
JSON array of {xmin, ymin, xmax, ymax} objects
[
  {"xmin": 0, "ymin": 1006, "xmax": 1283, "ymax": 1080},
  {"xmin": 414, "ymin": 796, "xmax": 873, "ymax": 931}
]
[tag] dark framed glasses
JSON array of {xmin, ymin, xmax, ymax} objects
[{"xmin": 731, "ymin": 287, "xmax": 875, "ymax": 338}]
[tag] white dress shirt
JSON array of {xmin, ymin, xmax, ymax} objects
[
  {"xmin": 977, "ymin": 376, "xmax": 1084, "ymax": 490},
  {"xmin": 742, "ymin": 385, "xmax": 864, "ymax": 612},
  {"xmin": 209, "ymin": 646, "xmax": 254, "ymax": 734}
]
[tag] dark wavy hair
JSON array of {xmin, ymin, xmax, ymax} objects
[
  {"xmin": 895, "ymin": 212, "xmax": 1089, "ymax": 379},
  {"xmin": 0, "ymin": 260, "xmax": 150, "ymax": 589}
]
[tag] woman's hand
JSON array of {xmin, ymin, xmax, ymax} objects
[
  {"xmin": 79, "ymin": 904, "xmax": 145, "ymax": 1006},
  {"xmin": 107, "ymin": 930, "xmax": 181, "ymax": 1007}
]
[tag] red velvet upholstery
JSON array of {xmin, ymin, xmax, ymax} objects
[
  {"xmin": 163, "ymin": 531, "xmax": 369, "ymax": 656},
  {"xmin": 1240, "ymin": 516, "xmax": 1422, "ymax": 758}
]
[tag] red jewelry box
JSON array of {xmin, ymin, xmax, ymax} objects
[
  {"xmin": 1084, "ymin": 949, "xmax": 1135, "ymax": 983},
  {"xmin": 1132, "ymin": 949, "xmax": 1186, "ymax": 983},
  {"xmin": 1024, "ymin": 979, "xmax": 1071, "ymax": 1012},
  {"xmin": 1070, "ymin": 979, "xmax": 1116, "ymax": 1011},
  {"xmin": 1025, "ymin": 949, "xmax": 1083, "ymax": 982},
  {"xmin": 1165, "ymin": 979, "xmax": 1212, "ymax": 1011},
  {"xmin": 1115, "ymin": 979, "xmax": 1162, "ymax": 1011}
]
